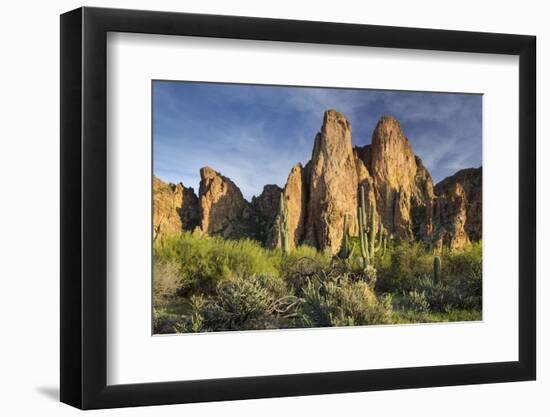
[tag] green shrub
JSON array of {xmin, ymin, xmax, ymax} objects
[
  {"xmin": 397, "ymin": 290, "xmax": 430, "ymax": 313},
  {"xmin": 376, "ymin": 240, "xmax": 433, "ymax": 292},
  {"xmin": 154, "ymin": 232, "xmax": 281, "ymax": 295},
  {"xmin": 152, "ymin": 231, "xmax": 481, "ymax": 333},
  {"xmin": 414, "ymin": 275, "xmax": 481, "ymax": 312},
  {"xmin": 153, "ymin": 309, "xmax": 186, "ymax": 334},
  {"xmin": 301, "ymin": 276, "xmax": 393, "ymax": 327},
  {"xmin": 199, "ymin": 274, "xmax": 300, "ymax": 331}
]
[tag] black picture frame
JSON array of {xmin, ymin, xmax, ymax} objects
[{"xmin": 60, "ymin": 6, "xmax": 536, "ymax": 410}]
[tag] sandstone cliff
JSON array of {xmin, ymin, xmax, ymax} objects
[
  {"xmin": 433, "ymin": 167, "xmax": 482, "ymax": 249},
  {"xmin": 363, "ymin": 116, "xmax": 435, "ymax": 241},
  {"xmin": 252, "ymin": 184, "xmax": 283, "ymax": 246},
  {"xmin": 268, "ymin": 163, "xmax": 309, "ymax": 249},
  {"xmin": 153, "ymin": 110, "xmax": 482, "ymax": 252},
  {"xmin": 152, "ymin": 176, "xmax": 199, "ymax": 241},
  {"xmin": 304, "ymin": 110, "xmax": 359, "ymax": 253},
  {"xmin": 198, "ymin": 166, "xmax": 257, "ymax": 240}
]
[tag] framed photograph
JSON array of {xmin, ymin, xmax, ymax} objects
[{"xmin": 60, "ymin": 6, "xmax": 536, "ymax": 409}]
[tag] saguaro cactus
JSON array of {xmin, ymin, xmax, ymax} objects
[
  {"xmin": 357, "ymin": 185, "xmax": 387, "ymax": 268},
  {"xmin": 337, "ymin": 213, "xmax": 354, "ymax": 261},
  {"xmin": 279, "ymin": 192, "xmax": 289, "ymax": 255},
  {"xmin": 357, "ymin": 186, "xmax": 370, "ymax": 268},
  {"xmin": 368, "ymin": 205, "xmax": 385, "ymax": 259},
  {"xmin": 433, "ymin": 255, "xmax": 441, "ymax": 284}
]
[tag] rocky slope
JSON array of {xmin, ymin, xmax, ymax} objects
[
  {"xmin": 153, "ymin": 110, "xmax": 482, "ymax": 252},
  {"xmin": 152, "ymin": 176, "xmax": 199, "ymax": 241},
  {"xmin": 432, "ymin": 167, "xmax": 482, "ymax": 250}
]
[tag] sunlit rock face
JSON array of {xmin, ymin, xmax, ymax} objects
[
  {"xmin": 303, "ymin": 110, "xmax": 360, "ymax": 254},
  {"xmin": 152, "ymin": 176, "xmax": 199, "ymax": 240},
  {"xmin": 153, "ymin": 111, "xmax": 481, "ymax": 251}
]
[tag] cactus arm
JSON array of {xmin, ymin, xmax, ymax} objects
[
  {"xmin": 337, "ymin": 213, "xmax": 353, "ymax": 261},
  {"xmin": 368, "ymin": 205, "xmax": 376, "ymax": 259},
  {"xmin": 358, "ymin": 186, "xmax": 370, "ymax": 269},
  {"xmin": 358, "ymin": 207, "xmax": 367, "ymax": 266},
  {"xmin": 360, "ymin": 185, "xmax": 367, "ymax": 226},
  {"xmin": 374, "ymin": 217, "xmax": 384, "ymax": 253}
]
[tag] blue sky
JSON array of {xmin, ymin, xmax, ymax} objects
[{"xmin": 153, "ymin": 81, "xmax": 482, "ymax": 200}]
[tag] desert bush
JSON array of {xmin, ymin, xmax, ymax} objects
[
  {"xmin": 397, "ymin": 290, "xmax": 430, "ymax": 313},
  {"xmin": 153, "ymin": 260, "xmax": 181, "ymax": 308},
  {"xmin": 153, "ymin": 309, "xmax": 186, "ymax": 334},
  {"xmin": 154, "ymin": 232, "xmax": 280, "ymax": 295},
  {"xmin": 414, "ymin": 275, "xmax": 481, "ymax": 312},
  {"xmin": 442, "ymin": 240, "xmax": 482, "ymax": 277},
  {"xmin": 376, "ymin": 240, "xmax": 433, "ymax": 292},
  {"xmin": 199, "ymin": 274, "xmax": 300, "ymax": 331},
  {"xmin": 376, "ymin": 240, "xmax": 482, "ymax": 301},
  {"xmin": 301, "ymin": 276, "xmax": 393, "ymax": 327}
]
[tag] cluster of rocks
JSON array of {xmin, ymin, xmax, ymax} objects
[{"xmin": 153, "ymin": 110, "xmax": 482, "ymax": 253}]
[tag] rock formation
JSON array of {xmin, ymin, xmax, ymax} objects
[
  {"xmin": 251, "ymin": 184, "xmax": 283, "ymax": 246},
  {"xmin": 433, "ymin": 167, "xmax": 482, "ymax": 249},
  {"xmin": 304, "ymin": 110, "xmax": 359, "ymax": 254},
  {"xmin": 269, "ymin": 163, "xmax": 308, "ymax": 249},
  {"xmin": 153, "ymin": 111, "xmax": 482, "ymax": 252},
  {"xmin": 198, "ymin": 167, "xmax": 251, "ymax": 239},
  {"xmin": 152, "ymin": 176, "xmax": 199, "ymax": 240},
  {"xmin": 366, "ymin": 116, "xmax": 434, "ymax": 240}
]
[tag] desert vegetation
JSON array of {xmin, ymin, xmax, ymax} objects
[
  {"xmin": 153, "ymin": 214, "xmax": 482, "ymax": 334},
  {"xmin": 152, "ymin": 109, "xmax": 482, "ymax": 334}
]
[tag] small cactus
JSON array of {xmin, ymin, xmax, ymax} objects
[
  {"xmin": 433, "ymin": 255, "xmax": 441, "ymax": 284},
  {"xmin": 279, "ymin": 192, "xmax": 289, "ymax": 255}
]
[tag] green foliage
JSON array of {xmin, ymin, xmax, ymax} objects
[
  {"xmin": 198, "ymin": 274, "xmax": 300, "ymax": 331},
  {"xmin": 154, "ymin": 232, "xmax": 280, "ymax": 294},
  {"xmin": 153, "ymin": 309, "xmax": 186, "ymax": 334},
  {"xmin": 301, "ymin": 276, "xmax": 393, "ymax": 327},
  {"xmin": 376, "ymin": 240, "xmax": 434, "ymax": 292},
  {"xmin": 152, "ymin": 231, "xmax": 482, "ymax": 334},
  {"xmin": 392, "ymin": 308, "xmax": 482, "ymax": 324},
  {"xmin": 413, "ymin": 274, "xmax": 481, "ymax": 312},
  {"xmin": 397, "ymin": 290, "xmax": 430, "ymax": 313}
]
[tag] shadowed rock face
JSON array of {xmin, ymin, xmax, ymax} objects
[
  {"xmin": 269, "ymin": 163, "xmax": 308, "ymax": 249},
  {"xmin": 152, "ymin": 176, "xmax": 199, "ymax": 241},
  {"xmin": 252, "ymin": 184, "xmax": 283, "ymax": 246},
  {"xmin": 198, "ymin": 166, "xmax": 249, "ymax": 237},
  {"xmin": 433, "ymin": 167, "xmax": 482, "ymax": 249},
  {"xmin": 154, "ymin": 111, "xmax": 481, "ymax": 251}
]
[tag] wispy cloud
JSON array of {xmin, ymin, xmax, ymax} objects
[{"xmin": 153, "ymin": 81, "xmax": 482, "ymax": 200}]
